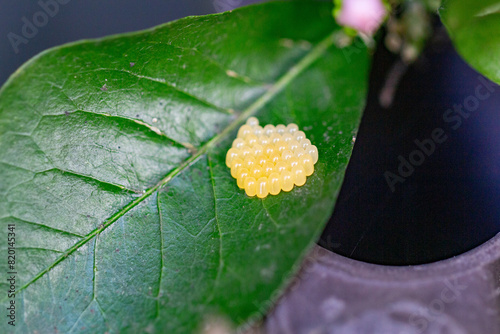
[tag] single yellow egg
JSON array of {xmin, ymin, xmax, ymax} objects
[
  {"xmin": 268, "ymin": 172, "xmax": 281, "ymax": 195},
  {"xmin": 246, "ymin": 117, "xmax": 259, "ymax": 127},
  {"xmin": 263, "ymin": 124, "xmax": 276, "ymax": 136},
  {"xmin": 263, "ymin": 144, "xmax": 275, "ymax": 157},
  {"xmin": 275, "ymin": 161, "xmax": 288, "ymax": 173},
  {"xmin": 259, "ymin": 135, "xmax": 270, "ymax": 146},
  {"xmin": 250, "ymin": 165, "xmax": 264, "ymax": 179},
  {"xmin": 253, "ymin": 125, "xmax": 263, "ymax": 136},
  {"xmin": 276, "ymin": 142, "xmax": 288, "ymax": 154},
  {"xmin": 307, "ymin": 145, "xmax": 319, "ymax": 164},
  {"xmin": 294, "ymin": 147, "xmax": 306, "ymax": 158},
  {"xmin": 280, "ymin": 170, "xmax": 294, "ymax": 192},
  {"xmin": 237, "ymin": 168, "xmax": 249, "ymax": 189},
  {"xmin": 292, "ymin": 165, "xmax": 306, "ymax": 186},
  {"xmin": 232, "ymin": 138, "xmax": 245, "ymax": 149},
  {"xmin": 294, "ymin": 131, "xmax": 306, "ymax": 142},
  {"xmin": 282, "ymin": 133, "xmax": 293, "ymax": 143},
  {"xmin": 240, "ymin": 146, "xmax": 252, "ymax": 159},
  {"xmin": 245, "ymin": 134, "xmax": 258, "ymax": 147},
  {"xmin": 300, "ymin": 138, "xmax": 311, "ymax": 149},
  {"xmin": 238, "ymin": 124, "xmax": 253, "ymax": 139},
  {"xmin": 256, "ymin": 155, "xmax": 268, "ymax": 166},
  {"xmin": 269, "ymin": 133, "xmax": 281, "ymax": 144},
  {"xmin": 275, "ymin": 124, "xmax": 287, "ymax": 135},
  {"xmin": 281, "ymin": 150, "xmax": 294, "ymax": 161},
  {"xmin": 289, "ymin": 157, "xmax": 300, "ymax": 169},
  {"xmin": 256, "ymin": 177, "xmax": 269, "ymax": 198},
  {"xmin": 243, "ymin": 156, "xmax": 256, "ymax": 170},
  {"xmin": 262, "ymin": 162, "xmax": 274, "ymax": 176},
  {"xmin": 289, "ymin": 139, "xmax": 300, "ymax": 151},
  {"xmin": 253, "ymin": 144, "xmax": 264, "ymax": 156},
  {"xmin": 230, "ymin": 158, "xmax": 243, "ymax": 178},
  {"xmin": 226, "ymin": 148, "xmax": 240, "ymax": 167},
  {"xmin": 269, "ymin": 152, "xmax": 281, "ymax": 164},
  {"xmin": 292, "ymin": 165, "xmax": 306, "ymax": 187},
  {"xmin": 245, "ymin": 177, "xmax": 257, "ymax": 197},
  {"xmin": 287, "ymin": 123, "xmax": 299, "ymax": 134},
  {"xmin": 299, "ymin": 153, "xmax": 315, "ymax": 176}
]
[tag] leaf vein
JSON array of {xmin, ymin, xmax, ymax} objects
[
  {"xmin": 8, "ymin": 30, "xmax": 337, "ymax": 299},
  {"xmin": 261, "ymin": 200, "xmax": 280, "ymax": 228},
  {"xmin": 1, "ymin": 216, "xmax": 84, "ymax": 238},
  {"xmin": 207, "ymin": 154, "xmax": 224, "ymax": 297},
  {"xmin": 83, "ymin": 68, "xmax": 234, "ymax": 115},
  {"xmin": 155, "ymin": 191, "xmax": 164, "ymax": 318},
  {"xmin": 148, "ymin": 41, "xmax": 263, "ymax": 85}
]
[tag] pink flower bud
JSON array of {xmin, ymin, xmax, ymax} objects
[{"xmin": 335, "ymin": 0, "xmax": 388, "ymax": 35}]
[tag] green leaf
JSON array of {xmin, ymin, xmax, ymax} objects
[
  {"xmin": 0, "ymin": 1, "xmax": 369, "ymax": 332},
  {"xmin": 440, "ymin": 0, "xmax": 500, "ymax": 84}
]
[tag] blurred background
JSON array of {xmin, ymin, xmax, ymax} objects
[
  {"xmin": 0, "ymin": 0, "xmax": 262, "ymax": 85},
  {"xmin": 2, "ymin": 0, "xmax": 499, "ymax": 266}
]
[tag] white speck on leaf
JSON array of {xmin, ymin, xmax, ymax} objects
[{"xmin": 225, "ymin": 69, "xmax": 238, "ymax": 78}]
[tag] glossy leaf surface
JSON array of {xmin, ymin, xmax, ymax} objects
[
  {"xmin": 440, "ymin": 0, "xmax": 500, "ymax": 84},
  {"xmin": 0, "ymin": 2, "xmax": 369, "ymax": 332}
]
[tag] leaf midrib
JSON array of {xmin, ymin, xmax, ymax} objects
[{"xmin": 10, "ymin": 30, "xmax": 337, "ymax": 300}]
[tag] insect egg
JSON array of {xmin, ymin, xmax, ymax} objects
[
  {"xmin": 238, "ymin": 124, "xmax": 253, "ymax": 139},
  {"xmin": 243, "ymin": 156, "xmax": 256, "ymax": 169},
  {"xmin": 275, "ymin": 124, "xmax": 286, "ymax": 135},
  {"xmin": 228, "ymin": 118, "xmax": 319, "ymax": 197},
  {"xmin": 276, "ymin": 142, "xmax": 288, "ymax": 154},
  {"xmin": 262, "ymin": 162, "xmax": 274, "ymax": 176},
  {"xmin": 263, "ymin": 144, "xmax": 275, "ymax": 156},
  {"xmin": 269, "ymin": 152, "xmax": 281, "ymax": 164},
  {"xmin": 294, "ymin": 147, "xmax": 306, "ymax": 158},
  {"xmin": 287, "ymin": 123, "xmax": 299, "ymax": 134},
  {"xmin": 232, "ymin": 138, "xmax": 245, "ymax": 149},
  {"xmin": 306, "ymin": 145, "xmax": 319, "ymax": 164},
  {"xmin": 269, "ymin": 133, "xmax": 281, "ymax": 144},
  {"xmin": 259, "ymin": 135, "xmax": 270, "ymax": 145},
  {"xmin": 237, "ymin": 168, "xmax": 250, "ymax": 189},
  {"xmin": 246, "ymin": 117, "xmax": 259, "ymax": 127},
  {"xmin": 268, "ymin": 172, "xmax": 281, "ymax": 195},
  {"xmin": 281, "ymin": 150, "xmax": 294, "ymax": 161},
  {"xmin": 245, "ymin": 177, "xmax": 257, "ymax": 197},
  {"xmin": 256, "ymin": 177, "xmax": 269, "ymax": 198},
  {"xmin": 250, "ymin": 165, "xmax": 264, "ymax": 179},
  {"xmin": 275, "ymin": 161, "xmax": 288, "ymax": 173},
  {"xmin": 230, "ymin": 158, "xmax": 243, "ymax": 178},
  {"xmin": 292, "ymin": 165, "xmax": 306, "ymax": 186},
  {"xmin": 299, "ymin": 153, "xmax": 314, "ymax": 176},
  {"xmin": 289, "ymin": 157, "xmax": 300, "ymax": 169},
  {"xmin": 300, "ymin": 138, "xmax": 311, "ymax": 149},
  {"xmin": 294, "ymin": 131, "xmax": 306, "ymax": 142},
  {"xmin": 289, "ymin": 139, "xmax": 300, "ymax": 151},
  {"xmin": 245, "ymin": 134, "xmax": 258, "ymax": 147},
  {"xmin": 253, "ymin": 125, "xmax": 263, "ymax": 136},
  {"xmin": 240, "ymin": 146, "xmax": 252, "ymax": 159},
  {"xmin": 253, "ymin": 144, "xmax": 264, "ymax": 156},
  {"xmin": 282, "ymin": 133, "xmax": 293, "ymax": 143},
  {"xmin": 226, "ymin": 148, "xmax": 240, "ymax": 167},
  {"xmin": 280, "ymin": 170, "xmax": 294, "ymax": 192},
  {"xmin": 256, "ymin": 155, "xmax": 268, "ymax": 166},
  {"xmin": 263, "ymin": 124, "xmax": 276, "ymax": 136}
]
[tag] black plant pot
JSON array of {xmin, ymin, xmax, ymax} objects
[
  {"xmin": 266, "ymin": 234, "xmax": 500, "ymax": 333},
  {"xmin": 265, "ymin": 26, "xmax": 500, "ymax": 333},
  {"xmin": 320, "ymin": 26, "xmax": 500, "ymax": 266}
]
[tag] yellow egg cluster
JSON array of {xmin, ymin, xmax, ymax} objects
[{"xmin": 226, "ymin": 117, "xmax": 318, "ymax": 198}]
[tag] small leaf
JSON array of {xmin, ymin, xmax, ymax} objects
[
  {"xmin": 440, "ymin": 0, "xmax": 500, "ymax": 85},
  {"xmin": 0, "ymin": 1, "xmax": 369, "ymax": 332}
]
